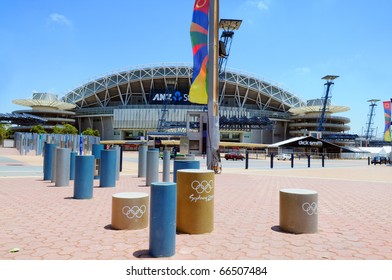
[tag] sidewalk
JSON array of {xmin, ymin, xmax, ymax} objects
[{"xmin": 0, "ymin": 148, "xmax": 391, "ymax": 260}]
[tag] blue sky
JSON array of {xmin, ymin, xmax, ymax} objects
[{"xmin": 1, "ymin": 0, "xmax": 391, "ymax": 137}]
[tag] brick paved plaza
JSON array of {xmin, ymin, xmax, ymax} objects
[{"xmin": 0, "ymin": 147, "xmax": 391, "ymax": 260}]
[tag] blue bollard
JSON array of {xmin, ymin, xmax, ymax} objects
[
  {"xmin": 74, "ymin": 155, "xmax": 94, "ymax": 199},
  {"xmin": 92, "ymin": 143, "xmax": 104, "ymax": 158},
  {"xmin": 100, "ymin": 149, "xmax": 117, "ymax": 187},
  {"xmin": 173, "ymin": 160, "xmax": 200, "ymax": 182},
  {"xmin": 43, "ymin": 143, "xmax": 57, "ymax": 181},
  {"xmin": 70, "ymin": 151, "xmax": 77, "ymax": 180},
  {"xmin": 149, "ymin": 182, "xmax": 177, "ymax": 257},
  {"xmin": 92, "ymin": 144, "xmax": 104, "ymax": 179}
]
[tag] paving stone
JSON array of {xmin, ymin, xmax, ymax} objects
[{"xmin": 1, "ymin": 148, "xmax": 391, "ymax": 260}]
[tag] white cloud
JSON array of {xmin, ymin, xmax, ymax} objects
[
  {"xmin": 49, "ymin": 13, "xmax": 72, "ymax": 26},
  {"xmin": 246, "ymin": 0, "xmax": 269, "ymax": 11}
]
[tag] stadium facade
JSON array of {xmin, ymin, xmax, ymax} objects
[
  {"xmin": 62, "ymin": 64, "xmax": 304, "ymax": 140},
  {"xmin": 10, "ymin": 64, "xmax": 351, "ymax": 154}
]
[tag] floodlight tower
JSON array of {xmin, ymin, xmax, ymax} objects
[
  {"xmin": 364, "ymin": 99, "xmax": 380, "ymax": 140},
  {"xmin": 317, "ymin": 75, "xmax": 339, "ymax": 131},
  {"xmin": 157, "ymin": 80, "xmax": 176, "ymax": 132},
  {"xmin": 218, "ymin": 19, "xmax": 242, "ymax": 78}
]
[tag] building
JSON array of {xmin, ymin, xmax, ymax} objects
[
  {"xmin": 288, "ymin": 99, "xmax": 350, "ymax": 138},
  {"xmin": 12, "ymin": 92, "xmax": 76, "ymax": 133}
]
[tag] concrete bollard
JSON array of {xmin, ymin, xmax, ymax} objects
[
  {"xmin": 55, "ymin": 148, "xmax": 71, "ymax": 187},
  {"xmin": 111, "ymin": 192, "xmax": 149, "ymax": 230},
  {"xmin": 173, "ymin": 160, "xmax": 200, "ymax": 182},
  {"xmin": 279, "ymin": 189, "xmax": 318, "ymax": 234},
  {"xmin": 176, "ymin": 169, "xmax": 214, "ymax": 234},
  {"xmin": 73, "ymin": 155, "xmax": 94, "ymax": 199},
  {"xmin": 43, "ymin": 143, "xmax": 57, "ymax": 181},
  {"xmin": 146, "ymin": 148, "xmax": 159, "ymax": 186},
  {"xmin": 138, "ymin": 145, "xmax": 148, "ymax": 177},
  {"xmin": 100, "ymin": 149, "xmax": 117, "ymax": 187},
  {"xmin": 162, "ymin": 150, "xmax": 171, "ymax": 182},
  {"xmin": 149, "ymin": 182, "xmax": 177, "ymax": 257},
  {"xmin": 70, "ymin": 151, "xmax": 77, "ymax": 180}
]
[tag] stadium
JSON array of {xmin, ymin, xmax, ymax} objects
[
  {"xmin": 57, "ymin": 63, "xmax": 349, "ymax": 151},
  {"xmin": 6, "ymin": 63, "xmax": 352, "ymax": 154}
]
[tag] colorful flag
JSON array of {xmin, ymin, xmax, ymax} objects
[
  {"xmin": 189, "ymin": 0, "xmax": 209, "ymax": 104},
  {"xmin": 383, "ymin": 100, "xmax": 391, "ymax": 141}
]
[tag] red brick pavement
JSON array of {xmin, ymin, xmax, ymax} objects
[{"xmin": 0, "ymin": 149, "xmax": 391, "ymax": 260}]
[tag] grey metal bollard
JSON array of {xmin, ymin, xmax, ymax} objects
[
  {"xmin": 113, "ymin": 145, "xmax": 120, "ymax": 180},
  {"xmin": 146, "ymin": 148, "xmax": 159, "ymax": 186},
  {"xmin": 162, "ymin": 150, "xmax": 171, "ymax": 182},
  {"xmin": 138, "ymin": 145, "xmax": 147, "ymax": 177},
  {"xmin": 55, "ymin": 148, "xmax": 71, "ymax": 187}
]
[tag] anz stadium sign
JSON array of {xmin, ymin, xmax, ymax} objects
[{"xmin": 150, "ymin": 91, "xmax": 191, "ymax": 105}]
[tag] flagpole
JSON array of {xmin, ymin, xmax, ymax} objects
[{"xmin": 207, "ymin": 0, "xmax": 220, "ymax": 171}]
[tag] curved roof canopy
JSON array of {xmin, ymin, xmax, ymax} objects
[
  {"xmin": 289, "ymin": 105, "xmax": 350, "ymax": 115},
  {"xmin": 13, "ymin": 92, "xmax": 76, "ymax": 111},
  {"xmin": 62, "ymin": 64, "xmax": 305, "ymax": 112}
]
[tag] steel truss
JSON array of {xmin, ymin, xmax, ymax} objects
[{"xmin": 62, "ymin": 64, "xmax": 305, "ymax": 112}]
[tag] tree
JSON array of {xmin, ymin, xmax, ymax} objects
[
  {"xmin": 52, "ymin": 124, "xmax": 78, "ymax": 135},
  {"xmin": 62, "ymin": 124, "xmax": 78, "ymax": 135},
  {"xmin": 30, "ymin": 125, "xmax": 47, "ymax": 134},
  {"xmin": 0, "ymin": 124, "xmax": 7, "ymax": 141},
  {"xmin": 52, "ymin": 126, "xmax": 63, "ymax": 134},
  {"xmin": 82, "ymin": 128, "xmax": 100, "ymax": 137}
]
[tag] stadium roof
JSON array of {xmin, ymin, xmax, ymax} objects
[
  {"xmin": 62, "ymin": 63, "xmax": 305, "ymax": 112},
  {"xmin": 0, "ymin": 112, "xmax": 47, "ymax": 125}
]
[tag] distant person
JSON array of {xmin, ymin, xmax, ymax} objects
[{"xmin": 172, "ymin": 146, "xmax": 177, "ymax": 158}]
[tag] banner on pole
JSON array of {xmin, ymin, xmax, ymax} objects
[
  {"xmin": 383, "ymin": 100, "xmax": 391, "ymax": 141},
  {"xmin": 189, "ymin": 0, "xmax": 210, "ymax": 104}
]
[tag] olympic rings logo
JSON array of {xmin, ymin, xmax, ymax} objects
[
  {"xmin": 302, "ymin": 202, "xmax": 318, "ymax": 216},
  {"xmin": 196, "ymin": 0, "xmax": 207, "ymax": 8},
  {"xmin": 191, "ymin": 180, "xmax": 213, "ymax": 194},
  {"xmin": 122, "ymin": 205, "xmax": 146, "ymax": 219}
]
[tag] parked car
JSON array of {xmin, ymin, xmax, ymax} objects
[
  {"xmin": 371, "ymin": 156, "xmax": 388, "ymax": 165},
  {"xmin": 276, "ymin": 153, "xmax": 291, "ymax": 160},
  {"xmin": 224, "ymin": 151, "xmax": 244, "ymax": 161}
]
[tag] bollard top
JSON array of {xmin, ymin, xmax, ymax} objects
[
  {"xmin": 177, "ymin": 169, "xmax": 214, "ymax": 174},
  {"xmin": 112, "ymin": 192, "xmax": 148, "ymax": 199},
  {"xmin": 151, "ymin": 182, "xmax": 176, "ymax": 187},
  {"xmin": 280, "ymin": 188, "xmax": 317, "ymax": 195}
]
